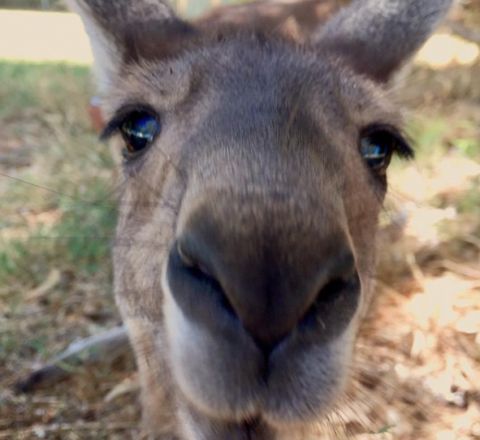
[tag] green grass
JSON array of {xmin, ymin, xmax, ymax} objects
[
  {"xmin": 0, "ymin": 0, "xmax": 66, "ymax": 11},
  {"xmin": 0, "ymin": 61, "xmax": 118, "ymax": 342},
  {"xmin": 457, "ymin": 177, "xmax": 480, "ymax": 215},
  {"xmin": 0, "ymin": 64, "xmax": 121, "ymax": 386},
  {"xmin": 0, "ymin": 186, "xmax": 117, "ymax": 284},
  {"xmin": 0, "ymin": 61, "xmax": 92, "ymax": 118}
]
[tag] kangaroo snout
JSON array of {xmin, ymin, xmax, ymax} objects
[{"xmin": 167, "ymin": 195, "xmax": 360, "ymax": 356}]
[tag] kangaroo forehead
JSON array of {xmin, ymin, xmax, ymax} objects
[{"xmin": 111, "ymin": 37, "xmax": 399, "ymax": 129}]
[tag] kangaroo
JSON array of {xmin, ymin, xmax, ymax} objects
[{"xmin": 68, "ymin": 0, "xmax": 453, "ymax": 438}]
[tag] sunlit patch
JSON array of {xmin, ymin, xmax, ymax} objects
[
  {"xmin": 389, "ymin": 154, "xmax": 480, "ymax": 204},
  {"xmin": 416, "ymin": 33, "xmax": 480, "ymax": 69},
  {"xmin": 0, "ymin": 11, "xmax": 93, "ymax": 63},
  {"xmin": 387, "ymin": 152, "xmax": 480, "ymax": 247},
  {"xmin": 404, "ymin": 273, "xmax": 475, "ymax": 329}
]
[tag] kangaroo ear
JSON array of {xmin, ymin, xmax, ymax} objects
[
  {"xmin": 67, "ymin": 0, "xmax": 191, "ymax": 91},
  {"xmin": 316, "ymin": 0, "xmax": 453, "ymax": 82}
]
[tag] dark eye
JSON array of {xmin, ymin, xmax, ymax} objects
[
  {"xmin": 120, "ymin": 111, "xmax": 161, "ymax": 156},
  {"xmin": 359, "ymin": 125, "xmax": 412, "ymax": 171}
]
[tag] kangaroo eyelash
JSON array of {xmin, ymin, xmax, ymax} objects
[
  {"xmin": 100, "ymin": 104, "xmax": 160, "ymax": 141},
  {"xmin": 361, "ymin": 123, "xmax": 415, "ymax": 159}
]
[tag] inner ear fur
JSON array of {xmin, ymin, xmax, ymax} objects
[
  {"xmin": 315, "ymin": 0, "xmax": 453, "ymax": 82},
  {"xmin": 67, "ymin": 0, "xmax": 193, "ymax": 90}
]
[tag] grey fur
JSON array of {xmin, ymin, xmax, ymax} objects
[
  {"xmin": 68, "ymin": 1, "xmax": 453, "ymax": 438},
  {"xmin": 316, "ymin": 0, "xmax": 454, "ymax": 80}
]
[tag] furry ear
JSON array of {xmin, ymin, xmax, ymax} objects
[
  {"xmin": 316, "ymin": 0, "xmax": 453, "ymax": 82},
  {"xmin": 67, "ymin": 0, "xmax": 191, "ymax": 91}
]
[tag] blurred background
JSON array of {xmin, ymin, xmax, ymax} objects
[
  {"xmin": 0, "ymin": 1, "xmax": 479, "ymax": 439},
  {"xmin": 0, "ymin": 0, "xmax": 242, "ymax": 16}
]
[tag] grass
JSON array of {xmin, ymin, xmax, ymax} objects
[
  {"xmin": 0, "ymin": 61, "xmax": 117, "ymax": 284},
  {"xmin": 0, "ymin": 61, "xmax": 139, "ymax": 437},
  {"xmin": 0, "ymin": 0, "xmax": 66, "ymax": 10},
  {"xmin": 0, "ymin": 62, "xmax": 90, "ymax": 118},
  {"xmin": 0, "ymin": 61, "xmax": 118, "ymax": 368}
]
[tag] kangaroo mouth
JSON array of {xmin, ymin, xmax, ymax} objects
[{"xmin": 237, "ymin": 418, "xmax": 272, "ymax": 440}]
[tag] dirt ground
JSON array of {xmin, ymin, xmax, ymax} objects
[{"xmin": 0, "ymin": 2, "xmax": 479, "ymax": 439}]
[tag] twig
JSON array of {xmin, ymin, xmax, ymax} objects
[
  {"xmin": 15, "ymin": 326, "xmax": 129, "ymax": 393},
  {"xmin": 442, "ymin": 259, "xmax": 480, "ymax": 280}
]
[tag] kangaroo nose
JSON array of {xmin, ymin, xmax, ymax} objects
[{"xmin": 167, "ymin": 211, "xmax": 360, "ymax": 354}]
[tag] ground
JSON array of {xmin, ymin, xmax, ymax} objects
[{"xmin": 0, "ymin": 2, "xmax": 479, "ymax": 439}]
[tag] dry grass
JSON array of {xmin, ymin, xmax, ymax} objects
[
  {"xmin": 0, "ymin": 3, "xmax": 479, "ymax": 439},
  {"xmin": 0, "ymin": 61, "xmax": 140, "ymax": 439}
]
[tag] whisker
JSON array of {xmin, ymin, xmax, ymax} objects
[
  {"xmin": 0, "ymin": 171, "xmax": 125, "ymax": 210},
  {"xmin": 0, "ymin": 171, "xmax": 102, "ymax": 206}
]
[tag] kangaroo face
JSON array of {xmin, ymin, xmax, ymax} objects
[
  {"xmin": 110, "ymin": 37, "xmax": 399, "ymax": 424},
  {"xmin": 69, "ymin": 0, "xmax": 452, "ymax": 437}
]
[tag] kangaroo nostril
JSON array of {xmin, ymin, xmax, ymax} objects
[
  {"xmin": 300, "ymin": 272, "xmax": 360, "ymax": 333},
  {"xmin": 176, "ymin": 242, "xmax": 215, "ymax": 284},
  {"xmin": 176, "ymin": 242, "xmax": 196, "ymax": 269},
  {"xmin": 317, "ymin": 274, "xmax": 359, "ymax": 305},
  {"xmin": 173, "ymin": 241, "xmax": 237, "ymax": 318}
]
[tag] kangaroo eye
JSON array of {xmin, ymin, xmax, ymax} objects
[
  {"xmin": 360, "ymin": 132, "xmax": 392, "ymax": 170},
  {"xmin": 359, "ymin": 125, "xmax": 413, "ymax": 171},
  {"xmin": 120, "ymin": 111, "xmax": 160, "ymax": 156}
]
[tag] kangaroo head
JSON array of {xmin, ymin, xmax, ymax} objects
[{"xmin": 69, "ymin": 0, "xmax": 452, "ymax": 437}]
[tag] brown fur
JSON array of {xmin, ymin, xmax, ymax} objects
[{"xmin": 68, "ymin": 1, "xmax": 453, "ymax": 438}]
